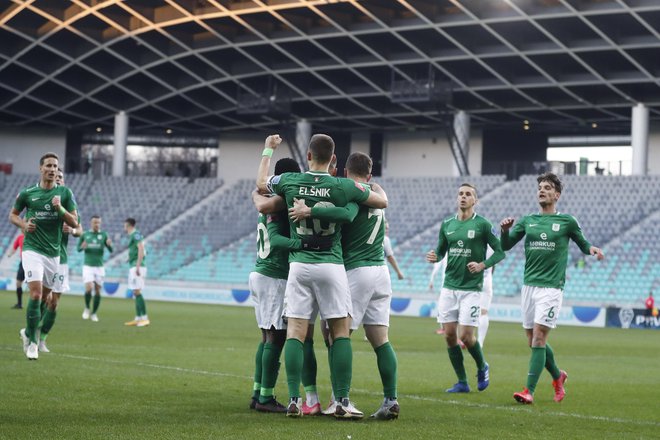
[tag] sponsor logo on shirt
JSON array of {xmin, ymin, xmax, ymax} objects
[{"xmin": 446, "ymin": 231, "xmax": 455, "ymax": 235}]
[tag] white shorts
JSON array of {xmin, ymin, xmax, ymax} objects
[
  {"xmin": 284, "ymin": 262, "xmax": 351, "ymax": 321},
  {"xmin": 437, "ymin": 288, "xmax": 481, "ymax": 327},
  {"xmin": 22, "ymin": 250, "xmax": 59, "ymax": 290},
  {"xmin": 480, "ymin": 274, "xmax": 493, "ymax": 311},
  {"xmin": 83, "ymin": 265, "xmax": 105, "ymax": 285},
  {"xmin": 347, "ymin": 265, "xmax": 392, "ymax": 330},
  {"xmin": 249, "ymin": 272, "xmax": 287, "ymax": 330},
  {"xmin": 52, "ymin": 264, "xmax": 70, "ymax": 293},
  {"xmin": 521, "ymin": 285, "xmax": 563, "ymax": 329},
  {"xmin": 128, "ymin": 267, "xmax": 147, "ymax": 291}
]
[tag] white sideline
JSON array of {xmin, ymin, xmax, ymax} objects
[{"xmin": 3, "ymin": 346, "xmax": 658, "ymax": 428}]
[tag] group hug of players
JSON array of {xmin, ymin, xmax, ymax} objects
[
  {"xmin": 9, "ymin": 153, "xmax": 150, "ymax": 360},
  {"xmin": 247, "ymin": 134, "xmax": 604, "ymax": 420}
]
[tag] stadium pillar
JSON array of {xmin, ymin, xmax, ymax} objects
[
  {"xmin": 452, "ymin": 110, "xmax": 470, "ymax": 176},
  {"xmin": 294, "ymin": 119, "xmax": 312, "ymax": 170},
  {"xmin": 631, "ymin": 103, "xmax": 649, "ymax": 176},
  {"xmin": 113, "ymin": 111, "xmax": 128, "ymax": 177}
]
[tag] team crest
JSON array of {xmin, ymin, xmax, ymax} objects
[
  {"xmin": 314, "ymin": 177, "xmax": 319, "ymax": 182},
  {"xmin": 467, "ymin": 230, "xmax": 475, "ymax": 239},
  {"xmin": 97, "ymin": 234, "xmax": 102, "ymax": 240},
  {"xmin": 552, "ymin": 223, "xmax": 560, "ymax": 232}
]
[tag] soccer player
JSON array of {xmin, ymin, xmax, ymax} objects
[
  {"xmin": 7, "ymin": 233, "xmax": 25, "ymax": 309},
  {"xmin": 500, "ymin": 172, "xmax": 604, "ymax": 404},
  {"xmin": 256, "ymin": 134, "xmax": 387, "ymax": 418},
  {"xmin": 123, "ymin": 218, "xmax": 149, "ymax": 327},
  {"xmin": 39, "ymin": 169, "xmax": 83, "ymax": 352},
  {"xmin": 249, "ymin": 157, "xmax": 334, "ymax": 413},
  {"xmin": 10, "ymin": 152, "xmax": 78, "ymax": 360},
  {"xmin": 78, "ymin": 215, "xmax": 113, "ymax": 322},
  {"xmin": 289, "ymin": 151, "xmax": 400, "ymax": 420},
  {"xmin": 426, "ymin": 183, "xmax": 504, "ymax": 393}
]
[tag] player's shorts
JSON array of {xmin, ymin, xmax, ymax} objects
[
  {"xmin": 249, "ymin": 272, "xmax": 287, "ymax": 330},
  {"xmin": 128, "ymin": 267, "xmax": 147, "ymax": 291},
  {"xmin": 437, "ymin": 288, "xmax": 481, "ymax": 327},
  {"xmin": 480, "ymin": 273, "xmax": 493, "ymax": 311},
  {"xmin": 347, "ymin": 265, "xmax": 392, "ymax": 330},
  {"xmin": 52, "ymin": 264, "xmax": 70, "ymax": 293},
  {"xmin": 21, "ymin": 250, "xmax": 60, "ymax": 290},
  {"xmin": 284, "ymin": 262, "xmax": 351, "ymax": 321},
  {"xmin": 82, "ymin": 265, "xmax": 105, "ymax": 285},
  {"xmin": 521, "ymin": 285, "xmax": 563, "ymax": 329},
  {"xmin": 16, "ymin": 260, "xmax": 25, "ymax": 282}
]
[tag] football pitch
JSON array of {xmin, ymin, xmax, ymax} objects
[{"xmin": 1, "ymin": 291, "xmax": 659, "ymax": 439}]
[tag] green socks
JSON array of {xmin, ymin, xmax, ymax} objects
[
  {"xmin": 252, "ymin": 342, "xmax": 264, "ymax": 400},
  {"xmin": 284, "ymin": 338, "xmax": 304, "ymax": 398},
  {"xmin": 375, "ymin": 342, "xmax": 398, "ymax": 399},
  {"xmin": 135, "ymin": 294, "xmax": 147, "ymax": 316},
  {"xmin": 330, "ymin": 337, "xmax": 352, "ymax": 400},
  {"xmin": 545, "ymin": 344, "xmax": 562, "ymax": 380},
  {"xmin": 467, "ymin": 341, "xmax": 487, "ymax": 371},
  {"xmin": 302, "ymin": 338, "xmax": 317, "ymax": 389},
  {"xmin": 526, "ymin": 346, "xmax": 547, "ymax": 393},
  {"xmin": 40, "ymin": 300, "xmax": 47, "ymax": 316},
  {"xmin": 259, "ymin": 342, "xmax": 283, "ymax": 404},
  {"xmin": 448, "ymin": 345, "xmax": 468, "ymax": 384},
  {"xmin": 92, "ymin": 295, "xmax": 101, "ymax": 314},
  {"xmin": 26, "ymin": 298, "xmax": 41, "ymax": 344},
  {"xmin": 84, "ymin": 291, "xmax": 92, "ymax": 308},
  {"xmin": 40, "ymin": 309, "xmax": 57, "ymax": 338}
]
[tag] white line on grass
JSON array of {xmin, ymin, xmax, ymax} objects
[{"xmin": 3, "ymin": 346, "xmax": 659, "ymax": 428}]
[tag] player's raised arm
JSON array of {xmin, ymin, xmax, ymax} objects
[
  {"xmin": 256, "ymin": 134, "xmax": 282, "ymax": 194},
  {"xmin": 252, "ymin": 189, "xmax": 286, "ymax": 214},
  {"xmin": 568, "ymin": 216, "xmax": 604, "ymax": 261},
  {"xmin": 362, "ymin": 182, "xmax": 388, "ymax": 209},
  {"xmin": 500, "ymin": 217, "xmax": 524, "ymax": 251}
]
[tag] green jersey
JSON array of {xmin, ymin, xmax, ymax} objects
[
  {"xmin": 501, "ymin": 212, "xmax": 592, "ymax": 289},
  {"xmin": 128, "ymin": 230, "xmax": 146, "ymax": 267},
  {"xmin": 13, "ymin": 184, "xmax": 77, "ymax": 258},
  {"xmin": 434, "ymin": 213, "xmax": 504, "ymax": 292},
  {"xmin": 78, "ymin": 230, "xmax": 113, "ymax": 267},
  {"xmin": 267, "ymin": 171, "xmax": 370, "ymax": 264},
  {"xmin": 254, "ymin": 211, "xmax": 305, "ymax": 279}
]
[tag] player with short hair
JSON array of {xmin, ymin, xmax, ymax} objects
[
  {"xmin": 500, "ymin": 172, "xmax": 604, "ymax": 404},
  {"xmin": 256, "ymin": 134, "xmax": 388, "ymax": 418},
  {"xmin": 289, "ymin": 151, "xmax": 399, "ymax": 419},
  {"xmin": 78, "ymin": 215, "xmax": 113, "ymax": 322},
  {"xmin": 8, "ymin": 233, "xmax": 25, "ymax": 309},
  {"xmin": 123, "ymin": 218, "xmax": 149, "ymax": 327},
  {"xmin": 426, "ymin": 183, "xmax": 504, "ymax": 393},
  {"xmin": 10, "ymin": 152, "xmax": 78, "ymax": 360},
  {"xmin": 38, "ymin": 169, "xmax": 83, "ymax": 353},
  {"xmin": 249, "ymin": 157, "xmax": 334, "ymax": 413}
]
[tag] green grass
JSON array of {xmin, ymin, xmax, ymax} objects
[{"xmin": 1, "ymin": 291, "xmax": 659, "ymax": 439}]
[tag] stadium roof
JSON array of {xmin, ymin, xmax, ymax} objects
[{"xmin": 1, "ymin": 0, "xmax": 660, "ymax": 133}]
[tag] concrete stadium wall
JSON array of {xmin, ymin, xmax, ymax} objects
[
  {"xmin": 0, "ymin": 127, "xmax": 66, "ymax": 174},
  {"xmin": 382, "ymin": 129, "xmax": 483, "ymax": 177}
]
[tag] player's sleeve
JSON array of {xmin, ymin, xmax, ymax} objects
[
  {"xmin": 266, "ymin": 173, "xmax": 287, "ymax": 196},
  {"xmin": 267, "ymin": 213, "xmax": 302, "ymax": 250},
  {"xmin": 310, "ymin": 202, "xmax": 359, "ymax": 224},
  {"xmin": 483, "ymin": 222, "xmax": 505, "ymax": 268},
  {"xmin": 77, "ymin": 234, "xmax": 85, "ymax": 252},
  {"xmin": 13, "ymin": 189, "xmax": 27, "ymax": 212},
  {"xmin": 501, "ymin": 217, "xmax": 526, "ymax": 251},
  {"xmin": 63, "ymin": 187, "xmax": 77, "ymax": 212},
  {"xmin": 434, "ymin": 222, "xmax": 448, "ymax": 257},
  {"xmin": 343, "ymin": 179, "xmax": 370, "ymax": 204},
  {"xmin": 568, "ymin": 216, "xmax": 593, "ymax": 254},
  {"xmin": 383, "ymin": 235, "xmax": 394, "ymax": 258}
]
